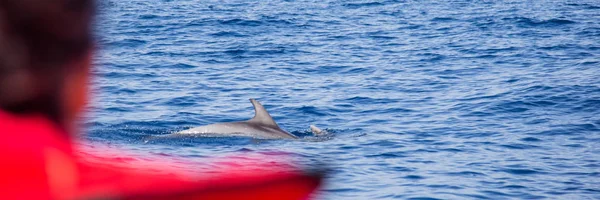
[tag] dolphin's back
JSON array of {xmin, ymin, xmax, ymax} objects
[{"xmin": 176, "ymin": 99, "xmax": 298, "ymax": 139}]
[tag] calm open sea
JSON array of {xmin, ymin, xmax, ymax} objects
[{"xmin": 87, "ymin": 0, "xmax": 600, "ymax": 199}]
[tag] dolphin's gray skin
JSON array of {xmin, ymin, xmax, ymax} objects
[{"xmin": 176, "ymin": 99, "xmax": 299, "ymax": 139}]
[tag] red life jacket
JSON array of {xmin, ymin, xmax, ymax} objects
[{"xmin": 0, "ymin": 111, "xmax": 323, "ymax": 199}]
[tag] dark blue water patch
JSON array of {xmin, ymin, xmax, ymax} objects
[
  {"xmin": 501, "ymin": 185, "xmax": 528, "ymax": 189},
  {"xmin": 415, "ymin": 53, "xmax": 446, "ymax": 62},
  {"xmin": 342, "ymin": 2, "xmax": 385, "ymax": 9},
  {"xmin": 504, "ymin": 17, "xmax": 577, "ymax": 28},
  {"xmin": 162, "ymin": 63, "xmax": 198, "ymax": 69},
  {"xmin": 221, "ymin": 48, "xmax": 247, "ymax": 56},
  {"xmin": 426, "ymin": 185, "xmax": 463, "ymax": 190},
  {"xmin": 519, "ymin": 137, "xmax": 542, "ymax": 142},
  {"xmin": 461, "ymin": 111, "xmax": 495, "ymax": 117},
  {"xmin": 458, "ymin": 91, "xmax": 512, "ymax": 102},
  {"xmin": 104, "ymin": 106, "xmax": 133, "ymax": 113},
  {"xmin": 560, "ymin": 172, "xmax": 600, "ymax": 177},
  {"xmin": 209, "ymin": 31, "xmax": 247, "ymax": 37},
  {"xmin": 442, "ymin": 147, "xmax": 469, "ymax": 153},
  {"xmin": 142, "ymin": 51, "xmax": 188, "ymax": 57},
  {"xmin": 444, "ymin": 171, "xmax": 486, "ymax": 177},
  {"xmin": 368, "ymin": 34, "xmax": 397, "ymax": 41},
  {"xmin": 259, "ymin": 16, "xmax": 296, "ymax": 26},
  {"xmin": 342, "ymin": 67, "xmax": 375, "ymax": 75},
  {"xmin": 533, "ymin": 123, "xmax": 599, "ymax": 136},
  {"xmin": 403, "ymin": 175, "xmax": 426, "ymax": 180},
  {"xmin": 138, "ymin": 14, "xmax": 159, "ymax": 20},
  {"xmin": 565, "ymin": 3, "xmax": 600, "ymax": 9},
  {"xmin": 392, "ymin": 166, "xmax": 415, "ymax": 172},
  {"xmin": 297, "ymin": 106, "xmax": 334, "ymax": 117},
  {"xmin": 249, "ymin": 48, "xmax": 287, "ymax": 56},
  {"xmin": 160, "ymin": 96, "xmax": 210, "ymax": 107},
  {"xmin": 105, "ymin": 39, "xmax": 147, "ymax": 48},
  {"xmin": 561, "ymin": 143, "xmax": 585, "ymax": 148},
  {"xmin": 578, "ymin": 60, "xmax": 599, "ymax": 65},
  {"xmin": 431, "ymin": 17, "xmax": 456, "ymax": 22},
  {"xmin": 486, "ymin": 100, "xmax": 530, "ymax": 113},
  {"xmin": 405, "ymin": 196, "xmax": 445, "ymax": 200},
  {"xmin": 501, "ymin": 168, "xmax": 544, "ymax": 175},
  {"xmin": 574, "ymin": 99, "xmax": 600, "ymax": 112},
  {"xmin": 498, "ymin": 143, "xmax": 540, "ymax": 150},
  {"xmin": 537, "ymin": 43, "xmax": 579, "ymax": 51},
  {"xmin": 365, "ymin": 152, "xmax": 407, "ymax": 158},
  {"xmin": 340, "ymin": 96, "xmax": 400, "ymax": 105},
  {"xmin": 100, "ymin": 71, "xmax": 159, "ymax": 79},
  {"xmin": 363, "ymin": 140, "xmax": 401, "ymax": 148},
  {"xmin": 104, "ymin": 87, "xmax": 137, "ymax": 95},
  {"xmin": 219, "ymin": 18, "xmax": 263, "ymax": 26},
  {"xmin": 289, "ymin": 130, "xmax": 316, "ymax": 138},
  {"xmin": 366, "ymin": 31, "xmax": 398, "ymax": 40},
  {"xmin": 305, "ymin": 65, "xmax": 351, "ymax": 74}
]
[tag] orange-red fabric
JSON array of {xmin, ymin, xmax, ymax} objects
[{"xmin": 0, "ymin": 111, "xmax": 322, "ymax": 199}]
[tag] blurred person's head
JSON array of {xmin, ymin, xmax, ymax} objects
[{"xmin": 0, "ymin": 0, "xmax": 95, "ymax": 134}]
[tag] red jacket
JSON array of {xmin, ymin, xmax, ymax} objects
[{"xmin": 0, "ymin": 111, "xmax": 322, "ymax": 199}]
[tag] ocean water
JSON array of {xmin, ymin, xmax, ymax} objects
[{"xmin": 88, "ymin": 0, "xmax": 600, "ymax": 199}]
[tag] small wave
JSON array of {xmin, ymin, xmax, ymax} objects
[
  {"xmin": 138, "ymin": 14, "xmax": 159, "ymax": 19},
  {"xmin": 403, "ymin": 175, "xmax": 426, "ymax": 180},
  {"xmin": 501, "ymin": 184, "xmax": 527, "ymax": 189},
  {"xmin": 588, "ymin": 5, "xmax": 600, "ymax": 9},
  {"xmin": 160, "ymin": 96, "xmax": 206, "ymax": 107},
  {"xmin": 105, "ymin": 107, "xmax": 132, "ymax": 112},
  {"xmin": 444, "ymin": 171, "xmax": 486, "ymax": 177},
  {"xmin": 505, "ymin": 17, "xmax": 576, "ymax": 27},
  {"xmin": 209, "ymin": 31, "xmax": 246, "ymax": 37},
  {"xmin": 406, "ymin": 197, "xmax": 442, "ymax": 200},
  {"xmin": 431, "ymin": 17, "xmax": 456, "ymax": 22},
  {"xmin": 501, "ymin": 168, "xmax": 543, "ymax": 175},
  {"xmin": 106, "ymin": 39, "xmax": 147, "ymax": 48},
  {"xmin": 222, "ymin": 49, "xmax": 246, "ymax": 55},
  {"xmin": 297, "ymin": 106, "xmax": 333, "ymax": 116},
  {"xmin": 498, "ymin": 143, "xmax": 540, "ymax": 150},
  {"xmin": 342, "ymin": 67, "xmax": 374, "ymax": 75},
  {"xmin": 342, "ymin": 96, "xmax": 400, "ymax": 105},
  {"xmin": 219, "ymin": 18, "xmax": 263, "ymax": 26},
  {"xmin": 365, "ymin": 152, "xmax": 407, "ymax": 158},
  {"xmin": 343, "ymin": 2, "xmax": 384, "ymax": 9},
  {"xmin": 168, "ymin": 63, "xmax": 198, "ymax": 69},
  {"xmin": 520, "ymin": 137, "xmax": 542, "ymax": 142},
  {"xmin": 566, "ymin": 3, "xmax": 600, "ymax": 9},
  {"xmin": 311, "ymin": 65, "xmax": 351, "ymax": 74},
  {"xmin": 251, "ymin": 48, "xmax": 286, "ymax": 55},
  {"xmin": 488, "ymin": 100, "xmax": 530, "ymax": 113}
]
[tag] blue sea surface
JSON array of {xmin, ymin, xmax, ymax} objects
[{"xmin": 89, "ymin": 0, "xmax": 600, "ymax": 199}]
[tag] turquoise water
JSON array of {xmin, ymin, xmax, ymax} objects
[{"xmin": 89, "ymin": 0, "xmax": 600, "ymax": 199}]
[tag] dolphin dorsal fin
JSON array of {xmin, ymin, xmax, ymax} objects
[{"xmin": 248, "ymin": 99, "xmax": 279, "ymax": 127}]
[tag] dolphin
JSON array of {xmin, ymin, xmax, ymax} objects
[{"xmin": 176, "ymin": 99, "xmax": 299, "ymax": 139}]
